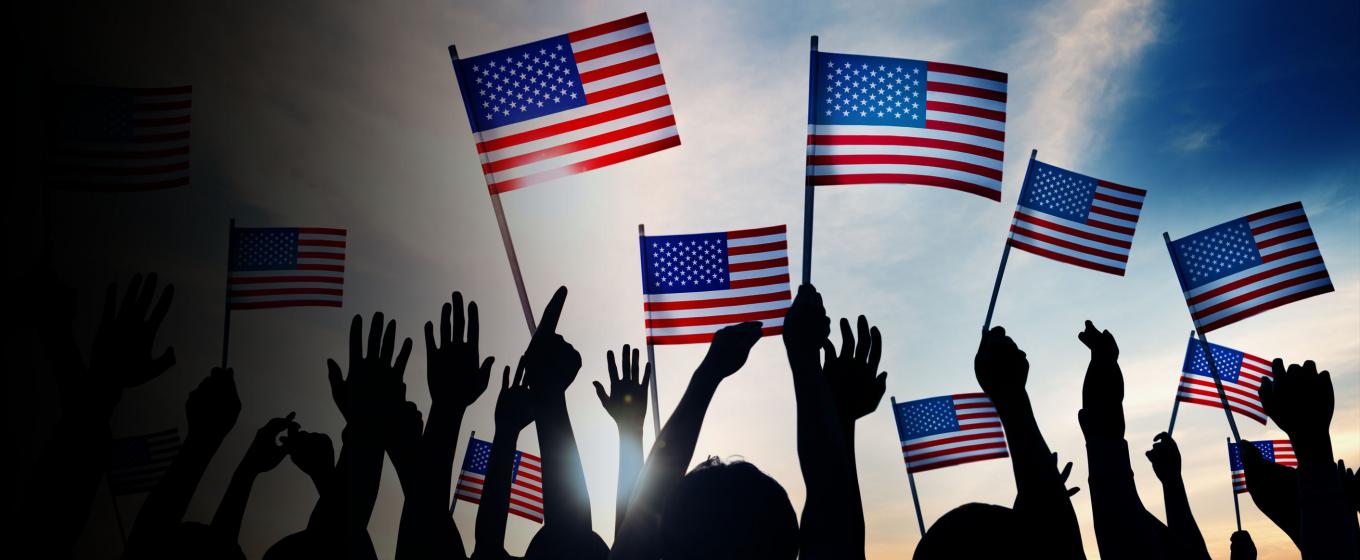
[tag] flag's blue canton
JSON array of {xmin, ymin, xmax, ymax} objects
[
  {"xmin": 460, "ymin": 35, "xmax": 587, "ymax": 133},
  {"xmin": 894, "ymin": 396, "xmax": 959, "ymax": 440},
  {"xmin": 810, "ymin": 52, "xmax": 927, "ymax": 128},
  {"xmin": 55, "ymin": 87, "xmax": 134, "ymax": 142},
  {"xmin": 640, "ymin": 232, "xmax": 730, "ymax": 295},
  {"xmin": 1181, "ymin": 338, "xmax": 1243, "ymax": 383},
  {"xmin": 1228, "ymin": 441, "xmax": 1276, "ymax": 470},
  {"xmin": 509, "ymin": 451, "xmax": 524, "ymax": 483},
  {"xmin": 1171, "ymin": 218, "xmax": 1262, "ymax": 290},
  {"xmin": 1020, "ymin": 161, "xmax": 1097, "ymax": 222},
  {"xmin": 461, "ymin": 438, "xmax": 493, "ymax": 475},
  {"xmin": 229, "ymin": 229, "xmax": 299, "ymax": 271}
]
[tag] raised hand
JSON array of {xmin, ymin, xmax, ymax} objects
[
  {"xmin": 1230, "ymin": 531, "xmax": 1257, "ymax": 560},
  {"xmin": 974, "ymin": 326, "xmax": 1028, "ymax": 406},
  {"xmin": 696, "ymin": 322, "xmax": 763, "ymax": 385},
  {"xmin": 1078, "ymin": 320, "xmax": 1125, "ymax": 440},
  {"xmin": 594, "ymin": 345, "xmax": 652, "ymax": 431},
  {"xmin": 1145, "ymin": 432, "xmax": 1182, "ymax": 482},
  {"xmin": 424, "ymin": 292, "xmax": 494, "ymax": 410},
  {"xmin": 495, "ymin": 359, "xmax": 534, "ymax": 434},
  {"xmin": 823, "ymin": 316, "xmax": 887, "ymax": 423},
  {"xmin": 1259, "ymin": 359, "xmax": 1333, "ymax": 444},
  {"xmin": 783, "ymin": 284, "xmax": 831, "ymax": 365},
  {"xmin": 524, "ymin": 287, "xmax": 582, "ymax": 398},
  {"xmin": 186, "ymin": 367, "xmax": 241, "ymax": 442},
  {"xmin": 90, "ymin": 272, "xmax": 176, "ymax": 388},
  {"xmin": 240, "ymin": 413, "xmax": 299, "ymax": 474},
  {"xmin": 1240, "ymin": 441, "xmax": 1301, "ymax": 544},
  {"xmin": 1077, "ymin": 319, "xmax": 1119, "ymax": 362},
  {"xmin": 327, "ymin": 313, "xmax": 413, "ymax": 428},
  {"xmin": 1054, "ymin": 453, "xmax": 1081, "ymax": 497},
  {"xmin": 285, "ymin": 428, "xmax": 336, "ymax": 483},
  {"xmin": 1341, "ymin": 460, "xmax": 1359, "ymax": 513}
]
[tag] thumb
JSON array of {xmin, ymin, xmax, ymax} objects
[{"xmin": 593, "ymin": 381, "xmax": 609, "ymax": 408}]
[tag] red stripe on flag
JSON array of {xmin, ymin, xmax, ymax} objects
[
  {"xmin": 647, "ymin": 326, "xmax": 782, "ymax": 345},
  {"xmin": 1186, "ymin": 256, "xmax": 1325, "ymax": 305},
  {"xmin": 483, "ymin": 115, "xmax": 676, "ymax": 174},
  {"xmin": 728, "ymin": 225, "xmax": 787, "ymax": 239},
  {"xmin": 477, "ymin": 95, "xmax": 671, "ymax": 153},
  {"xmin": 1192, "ymin": 271, "xmax": 1333, "ymax": 321},
  {"xmin": 584, "ymin": 73, "xmax": 667, "ymax": 104},
  {"xmin": 1246, "ymin": 202, "xmax": 1303, "ymax": 222},
  {"xmin": 1093, "ymin": 191, "xmax": 1143, "ymax": 210},
  {"xmin": 808, "ymin": 154, "xmax": 1002, "ymax": 181},
  {"xmin": 810, "ymin": 174, "xmax": 1002, "ymax": 200},
  {"xmin": 926, "ymin": 81, "xmax": 1008, "ymax": 102},
  {"xmin": 644, "ymin": 307, "xmax": 787, "ymax": 329},
  {"xmin": 229, "ymin": 288, "xmax": 343, "ymax": 297},
  {"xmin": 1096, "ymin": 180, "xmax": 1145, "ymax": 196},
  {"xmin": 567, "ymin": 13, "xmax": 649, "ymax": 42},
  {"xmin": 228, "ymin": 275, "xmax": 344, "ymax": 284},
  {"xmin": 133, "ymin": 100, "xmax": 192, "ymax": 111},
  {"xmin": 229, "ymin": 300, "xmax": 343, "ymax": 310},
  {"xmin": 902, "ymin": 429, "xmax": 1003, "ymax": 452},
  {"xmin": 645, "ymin": 290, "xmax": 791, "ymax": 311},
  {"xmin": 298, "ymin": 239, "xmax": 346, "ymax": 248},
  {"xmin": 1255, "ymin": 228, "xmax": 1313, "ymax": 250},
  {"xmin": 1012, "ymin": 212, "xmax": 1131, "ymax": 249},
  {"xmin": 298, "ymin": 227, "xmax": 347, "ymax": 236},
  {"xmin": 727, "ymin": 241, "xmax": 787, "ymax": 256},
  {"xmin": 1008, "ymin": 238, "xmax": 1127, "ymax": 276},
  {"xmin": 580, "ymin": 54, "xmax": 661, "ymax": 84},
  {"xmin": 808, "ymin": 134, "xmax": 1003, "ymax": 161},
  {"xmin": 1009, "ymin": 224, "xmax": 1128, "ymax": 262},
  {"xmin": 1261, "ymin": 242, "xmax": 1319, "ymax": 263},
  {"xmin": 490, "ymin": 135, "xmax": 680, "ymax": 193},
  {"xmin": 728, "ymin": 257, "xmax": 788, "ymax": 272},
  {"xmin": 1088, "ymin": 205, "xmax": 1138, "ymax": 223},
  {"xmin": 729, "ymin": 273, "xmax": 790, "ymax": 289},
  {"xmin": 926, "ymin": 61, "xmax": 1008, "ymax": 83},
  {"xmin": 924, "ymin": 100, "xmax": 1006, "ymax": 122},
  {"xmin": 925, "ymin": 120, "xmax": 1005, "ymax": 142},
  {"xmin": 1198, "ymin": 284, "xmax": 1335, "ymax": 333},
  {"xmin": 907, "ymin": 451, "xmax": 1010, "ymax": 473},
  {"xmin": 572, "ymin": 32, "xmax": 655, "ymax": 64},
  {"xmin": 1251, "ymin": 214, "xmax": 1307, "ymax": 236}
]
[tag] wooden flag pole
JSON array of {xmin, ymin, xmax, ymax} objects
[
  {"xmin": 449, "ymin": 44, "xmax": 537, "ymax": 333},
  {"xmin": 1230, "ymin": 437, "xmax": 1243, "ymax": 532},
  {"xmin": 1165, "ymin": 329, "xmax": 1195, "ymax": 436},
  {"xmin": 638, "ymin": 225, "xmax": 663, "ymax": 438},
  {"xmin": 1163, "ymin": 232, "xmax": 1242, "ymax": 444},
  {"xmin": 800, "ymin": 35, "xmax": 819, "ymax": 286},
  {"xmin": 892, "ymin": 397, "xmax": 928, "ymax": 535},
  {"xmin": 450, "ymin": 430, "xmax": 475, "ymax": 514},
  {"xmin": 220, "ymin": 218, "xmax": 235, "ymax": 368},
  {"xmin": 981, "ymin": 149, "xmax": 1037, "ymax": 332}
]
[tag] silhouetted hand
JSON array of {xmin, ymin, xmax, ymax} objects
[
  {"xmin": 697, "ymin": 322, "xmax": 763, "ymax": 384},
  {"xmin": 1259, "ymin": 359, "xmax": 1333, "ymax": 443},
  {"xmin": 595, "ymin": 345, "xmax": 652, "ymax": 432},
  {"xmin": 327, "ymin": 313, "xmax": 413, "ymax": 429},
  {"xmin": 1341, "ymin": 460, "xmax": 1359, "ymax": 513},
  {"xmin": 240, "ymin": 413, "xmax": 299, "ymax": 474},
  {"xmin": 523, "ymin": 287, "xmax": 581, "ymax": 398},
  {"xmin": 285, "ymin": 428, "xmax": 335, "ymax": 482},
  {"xmin": 89, "ymin": 272, "xmax": 176, "ymax": 388},
  {"xmin": 186, "ymin": 367, "xmax": 240, "ymax": 441},
  {"xmin": 1240, "ymin": 440, "xmax": 1300, "ymax": 543},
  {"xmin": 1078, "ymin": 320, "xmax": 1124, "ymax": 440},
  {"xmin": 1077, "ymin": 319, "xmax": 1119, "ymax": 362},
  {"xmin": 495, "ymin": 359, "xmax": 534, "ymax": 434},
  {"xmin": 1230, "ymin": 530, "xmax": 1256, "ymax": 560},
  {"xmin": 1055, "ymin": 453, "xmax": 1081, "ymax": 497},
  {"xmin": 783, "ymin": 284, "xmax": 831, "ymax": 363},
  {"xmin": 824, "ymin": 316, "xmax": 886, "ymax": 422},
  {"xmin": 424, "ymin": 292, "xmax": 494, "ymax": 410},
  {"xmin": 1145, "ymin": 432, "xmax": 1182, "ymax": 483},
  {"xmin": 388, "ymin": 401, "xmax": 424, "ymax": 455},
  {"xmin": 974, "ymin": 326, "xmax": 1028, "ymax": 405}
]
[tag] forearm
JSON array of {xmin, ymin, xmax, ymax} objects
[
  {"xmin": 614, "ymin": 424, "xmax": 644, "ymax": 530},
  {"xmin": 129, "ymin": 433, "xmax": 222, "ymax": 544},
  {"xmin": 536, "ymin": 397, "xmax": 592, "ymax": 532},
  {"xmin": 1293, "ymin": 435, "xmax": 1360, "ymax": 558},
  {"xmin": 211, "ymin": 466, "xmax": 259, "ymax": 541},
  {"xmin": 789, "ymin": 359, "xmax": 857, "ymax": 558},
  {"xmin": 337, "ymin": 428, "xmax": 385, "ymax": 535},
  {"xmin": 1160, "ymin": 478, "xmax": 1209, "ymax": 560},
  {"xmin": 423, "ymin": 405, "xmax": 466, "ymax": 505},
  {"xmin": 1085, "ymin": 437, "xmax": 1166, "ymax": 558},
  {"xmin": 473, "ymin": 429, "xmax": 521, "ymax": 558}
]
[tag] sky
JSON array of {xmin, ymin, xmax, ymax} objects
[{"xmin": 19, "ymin": 1, "xmax": 1359, "ymax": 559}]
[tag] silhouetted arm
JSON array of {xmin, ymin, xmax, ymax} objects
[
  {"xmin": 283, "ymin": 428, "xmax": 335, "ymax": 532},
  {"xmin": 593, "ymin": 345, "xmax": 651, "ymax": 530},
  {"xmin": 1230, "ymin": 531, "xmax": 1257, "ymax": 560},
  {"xmin": 1241, "ymin": 443, "xmax": 1301, "ymax": 545},
  {"xmin": 609, "ymin": 321, "xmax": 763, "ymax": 560},
  {"xmin": 474, "ymin": 360, "xmax": 532, "ymax": 560},
  {"xmin": 212, "ymin": 413, "xmax": 297, "ymax": 541},
  {"xmin": 1146, "ymin": 433, "xmax": 1210, "ymax": 560}
]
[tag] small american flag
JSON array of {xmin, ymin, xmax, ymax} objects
[
  {"xmin": 454, "ymin": 436, "xmax": 545, "ymax": 524},
  {"xmin": 1228, "ymin": 440, "xmax": 1295, "ymax": 493},
  {"xmin": 640, "ymin": 225, "xmax": 791, "ymax": 345},
  {"xmin": 892, "ymin": 393, "xmax": 1008, "ymax": 473},
  {"xmin": 1009, "ymin": 160, "xmax": 1146, "ymax": 275},
  {"xmin": 452, "ymin": 13, "xmax": 678, "ymax": 194},
  {"xmin": 807, "ymin": 53, "xmax": 1006, "ymax": 201},
  {"xmin": 108, "ymin": 428, "xmax": 181, "ymax": 496},
  {"xmin": 227, "ymin": 227, "xmax": 346, "ymax": 310},
  {"xmin": 1176, "ymin": 336, "xmax": 1273, "ymax": 425},
  {"xmin": 46, "ymin": 85, "xmax": 192, "ymax": 191},
  {"xmin": 1168, "ymin": 202, "xmax": 1333, "ymax": 333}
]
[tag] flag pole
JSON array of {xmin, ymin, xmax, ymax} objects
[
  {"xmin": 220, "ymin": 218, "xmax": 235, "ymax": 368},
  {"xmin": 638, "ymin": 224, "xmax": 662, "ymax": 438},
  {"xmin": 450, "ymin": 430, "xmax": 475, "ymax": 514},
  {"xmin": 982, "ymin": 149, "xmax": 1037, "ymax": 332},
  {"xmin": 1166, "ymin": 329, "xmax": 1195, "ymax": 436},
  {"xmin": 892, "ymin": 397, "xmax": 927, "ymax": 535},
  {"xmin": 449, "ymin": 44, "xmax": 537, "ymax": 333},
  {"xmin": 1163, "ymin": 232, "xmax": 1242, "ymax": 444},
  {"xmin": 1230, "ymin": 437, "xmax": 1242, "ymax": 532},
  {"xmin": 800, "ymin": 35, "xmax": 819, "ymax": 286}
]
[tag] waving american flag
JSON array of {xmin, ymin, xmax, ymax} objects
[
  {"xmin": 892, "ymin": 393, "xmax": 1008, "ymax": 473},
  {"xmin": 454, "ymin": 436, "xmax": 545, "ymax": 523},
  {"xmin": 46, "ymin": 85, "xmax": 192, "ymax": 191},
  {"xmin": 1228, "ymin": 440, "xmax": 1295, "ymax": 493},
  {"xmin": 1176, "ymin": 336, "xmax": 1273, "ymax": 425},
  {"xmin": 1009, "ymin": 159, "xmax": 1146, "ymax": 275}
]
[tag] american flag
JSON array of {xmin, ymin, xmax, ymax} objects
[
  {"xmin": 454, "ymin": 436, "xmax": 545, "ymax": 523},
  {"xmin": 1228, "ymin": 440, "xmax": 1295, "ymax": 493},
  {"xmin": 46, "ymin": 85, "xmax": 192, "ymax": 191},
  {"xmin": 227, "ymin": 227, "xmax": 347, "ymax": 310},
  {"xmin": 807, "ymin": 52, "xmax": 1007, "ymax": 201},
  {"xmin": 892, "ymin": 393, "xmax": 1008, "ymax": 473},
  {"xmin": 452, "ymin": 13, "xmax": 678, "ymax": 194},
  {"xmin": 1168, "ymin": 202, "xmax": 1333, "ymax": 333},
  {"xmin": 1176, "ymin": 336, "xmax": 1273, "ymax": 425},
  {"xmin": 640, "ymin": 225, "xmax": 791, "ymax": 345},
  {"xmin": 1008, "ymin": 160, "xmax": 1146, "ymax": 275},
  {"xmin": 108, "ymin": 428, "xmax": 181, "ymax": 496}
]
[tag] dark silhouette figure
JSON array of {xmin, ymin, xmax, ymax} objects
[
  {"xmin": 1230, "ymin": 530, "xmax": 1257, "ymax": 560},
  {"xmin": 610, "ymin": 321, "xmax": 774, "ymax": 560},
  {"xmin": 1257, "ymin": 359, "xmax": 1360, "ymax": 558},
  {"xmin": 473, "ymin": 357, "xmax": 533, "ymax": 560},
  {"xmin": 659, "ymin": 457, "xmax": 798, "ymax": 559},
  {"xmin": 919, "ymin": 326, "xmax": 1084, "ymax": 559},
  {"xmin": 263, "ymin": 427, "xmax": 337, "ymax": 559},
  {"xmin": 1145, "ymin": 432, "xmax": 1210, "ymax": 560},
  {"xmin": 593, "ymin": 344, "xmax": 652, "ymax": 530},
  {"xmin": 212, "ymin": 412, "xmax": 299, "ymax": 544}
]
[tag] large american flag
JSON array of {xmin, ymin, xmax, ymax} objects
[
  {"xmin": 454, "ymin": 436, "xmax": 545, "ymax": 523},
  {"xmin": 807, "ymin": 52, "xmax": 1006, "ymax": 201},
  {"xmin": 1228, "ymin": 440, "xmax": 1295, "ymax": 493},
  {"xmin": 1176, "ymin": 336, "xmax": 1273, "ymax": 425},
  {"xmin": 1009, "ymin": 160, "xmax": 1146, "ymax": 275},
  {"xmin": 46, "ymin": 85, "xmax": 192, "ymax": 191},
  {"xmin": 452, "ymin": 13, "xmax": 678, "ymax": 194},
  {"xmin": 892, "ymin": 393, "xmax": 1008, "ymax": 473},
  {"xmin": 108, "ymin": 428, "xmax": 181, "ymax": 496},
  {"xmin": 227, "ymin": 227, "xmax": 347, "ymax": 310},
  {"xmin": 640, "ymin": 225, "xmax": 791, "ymax": 345},
  {"xmin": 1168, "ymin": 202, "xmax": 1333, "ymax": 333}
]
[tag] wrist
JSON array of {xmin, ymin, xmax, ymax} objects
[{"xmin": 1289, "ymin": 431, "xmax": 1333, "ymax": 464}]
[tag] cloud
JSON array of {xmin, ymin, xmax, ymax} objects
[{"xmin": 1172, "ymin": 123, "xmax": 1224, "ymax": 153}]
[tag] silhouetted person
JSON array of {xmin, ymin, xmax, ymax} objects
[
  {"xmin": 660, "ymin": 457, "xmax": 798, "ymax": 559},
  {"xmin": 1240, "ymin": 440, "xmax": 1302, "ymax": 546},
  {"xmin": 263, "ymin": 427, "xmax": 337, "ymax": 559},
  {"xmin": 1230, "ymin": 530, "xmax": 1257, "ymax": 560},
  {"xmin": 610, "ymin": 321, "xmax": 776, "ymax": 560},
  {"xmin": 593, "ymin": 344, "xmax": 651, "ymax": 530},
  {"xmin": 473, "ymin": 358, "xmax": 532, "ymax": 560},
  {"xmin": 1258, "ymin": 359, "xmax": 1359, "ymax": 558},
  {"xmin": 212, "ymin": 413, "xmax": 299, "ymax": 547},
  {"xmin": 1145, "ymin": 432, "xmax": 1210, "ymax": 560},
  {"xmin": 918, "ymin": 326, "xmax": 1084, "ymax": 559}
]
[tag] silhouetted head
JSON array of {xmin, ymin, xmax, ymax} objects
[
  {"xmin": 524, "ymin": 525, "xmax": 609, "ymax": 560},
  {"xmin": 660, "ymin": 457, "xmax": 798, "ymax": 560},
  {"xmin": 914, "ymin": 503, "xmax": 1023, "ymax": 560}
]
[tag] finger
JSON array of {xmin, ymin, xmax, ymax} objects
[
  {"xmin": 537, "ymin": 286, "xmax": 568, "ymax": 336},
  {"xmin": 607, "ymin": 350, "xmax": 620, "ymax": 385},
  {"xmin": 869, "ymin": 326, "xmax": 883, "ymax": 373},
  {"xmin": 501, "ymin": 365, "xmax": 511, "ymax": 390},
  {"xmin": 1302, "ymin": 359, "xmax": 1316, "ymax": 376},
  {"xmin": 641, "ymin": 364, "xmax": 653, "ymax": 401},
  {"xmin": 467, "ymin": 301, "xmax": 480, "ymax": 354},
  {"xmin": 424, "ymin": 321, "xmax": 436, "ymax": 355},
  {"xmin": 855, "ymin": 315, "xmax": 870, "ymax": 361},
  {"xmin": 393, "ymin": 338, "xmax": 413, "ymax": 374},
  {"xmin": 349, "ymin": 315, "xmax": 363, "ymax": 365},
  {"xmin": 480, "ymin": 356, "xmax": 495, "ymax": 377},
  {"xmin": 327, "ymin": 359, "xmax": 345, "ymax": 408},
  {"xmin": 381, "ymin": 320, "xmax": 398, "ymax": 365},
  {"xmin": 839, "ymin": 317, "xmax": 854, "ymax": 359},
  {"xmin": 1059, "ymin": 461, "xmax": 1073, "ymax": 482},
  {"xmin": 148, "ymin": 283, "xmax": 174, "ymax": 331},
  {"xmin": 513, "ymin": 356, "xmax": 527, "ymax": 387},
  {"xmin": 452, "ymin": 292, "xmax": 465, "ymax": 344},
  {"xmin": 440, "ymin": 300, "xmax": 452, "ymax": 347},
  {"xmin": 632, "ymin": 347, "xmax": 642, "ymax": 383},
  {"xmin": 820, "ymin": 340, "xmax": 837, "ymax": 371},
  {"xmin": 1154, "ymin": 431, "xmax": 1170, "ymax": 444},
  {"xmin": 1067, "ymin": 487, "xmax": 1081, "ymax": 497},
  {"xmin": 135, "ymin": 273, "xmax": 158, "ymax": 318},
  {"xmin": 121, "ymin": 273, "xmax": 144, "ymax": 320},
  {"xmin": 367, "ymin": 312, "xmax": 385, "ymax": 360},
  {"xmin": 874, "ymin": 372, "xmax": 888, "ymax": 399},
  {"xmin": 621, "ymin": 346, "xmax": 631, "ymax": 383},
  {"xmin": 594, "ymin": 381, "xmax": 609, "ymax": 407}
]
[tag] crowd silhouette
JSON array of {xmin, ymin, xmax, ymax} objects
[{"xmin": 15, "ymin": 274, "xmax": 1360, "ymax": 559}]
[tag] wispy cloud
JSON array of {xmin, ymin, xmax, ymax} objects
[{"xmin": 1172, "ymin": 122, "xmax": 1224, "ymax": 153}]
